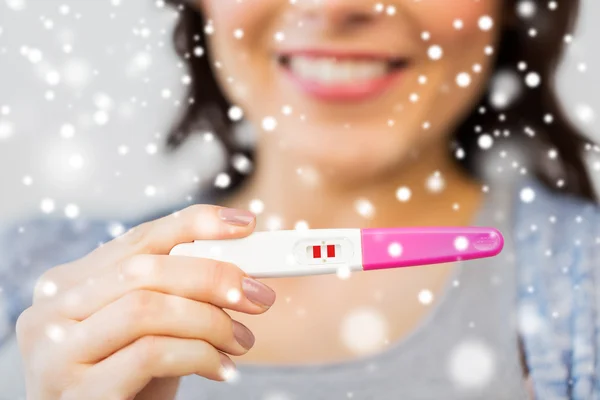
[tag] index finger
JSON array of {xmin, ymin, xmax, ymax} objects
[
  {"xmin": 35, "ymin": 205, "xmax": 256, "ymax": 295},
  {"xmin": 88, "ymin": 204, "xmax": 256, "ymax": 268}
]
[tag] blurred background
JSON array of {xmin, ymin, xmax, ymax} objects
[
  {"xmin": 0, "ymin": 0, "xmax": 599, "ymax": 225},
  {"xmin": 0, "ymin": 0, "xmax": 231, "ymax": 226}
]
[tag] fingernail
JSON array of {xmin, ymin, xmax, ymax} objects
[
  {"xmin": 232, "ymin": 320, "xmax": 255, "ymax": 350},
  {"xmin": 242, "ymin": 277, "xmax": 276, "ymax": 308},
  {"xmin": 218, "ymin": 353, "xmax": 237, "ymax": 381},
  {"xmin": 218, "ymin": 207, "xmax": 255, "ymax": 226}
]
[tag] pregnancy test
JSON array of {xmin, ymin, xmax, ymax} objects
[{"xmin": 169, "ymin": 227, "xmax": 503, "ymax": 278}]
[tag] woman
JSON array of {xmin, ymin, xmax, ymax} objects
[{"xmin": 2, "ymin": 0, "xmax": 599, "ymax": 399}]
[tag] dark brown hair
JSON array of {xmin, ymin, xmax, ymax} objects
[{"xmin": 164, "ymin": 0, "xmax": 597, "ymax": 202}]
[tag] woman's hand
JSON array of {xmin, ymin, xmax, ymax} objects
[{"xmin": 15, "ymin": 205, "xmax": 275, "ymax": 400}]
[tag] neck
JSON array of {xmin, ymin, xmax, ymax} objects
[{"xmin": 224, "ymin": 137, "xmax": 484, "ymax": 231}]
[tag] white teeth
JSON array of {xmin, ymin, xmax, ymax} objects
[{"xmin": 287, "ymin": 56, "xmax": 388, "ymax": 84}]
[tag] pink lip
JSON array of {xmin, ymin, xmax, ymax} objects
[{"xmin": 277, "ymin": 49, "xmax": 408, "ymax": 102}]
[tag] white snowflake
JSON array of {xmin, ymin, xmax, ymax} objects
[
  {"xmin": 478, "ymin": 16, "xmax": 494, "ymax": 31},
  {"xmin": 427, "ymin": 45, "xmax": 443, "ymax": 60},
  {"xmin": 355, "ymin": 198, "xmax": 375, "ymax": 218},
  {"xmin": 448, "ymin": 339, "xmax": 496, "ymax": 390},
  {"xmin": 456, "ymin": 72, "xmax": 472, "ymax": 88},
  {"xmin": 396, "ymin": 186, "xmax": 411, "ymax": 202},
  {"xmin": 388, "ymin": 242, "xmax": 403, "ymax": 257},
  {"xmin": 340, "ymin": 307, "xmax": 388, "ymax": 354},
  {"xmin": 418, "ymin": 289, "xmax": 434, "ymax": 305}
]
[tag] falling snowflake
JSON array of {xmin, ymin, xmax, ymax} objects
[
  {"xmin": 227, "ymin": 288, "xmax": 241, "ymax": 303},
  {"xmin": 294, "ymin": 220, "xmax": 309, "ymax": 230},
  {"xmin": 520, "ymin": 187, "xmax": 535, "ymax": 203},
  {"xmin": 64, "ymin": 204, "xmax": 80, "ymax": 219},
  {"xmin": 45, "ymin": 70, "xmax": 61, "ymax": 86},
  {"xmin": 388, "ymin": 242, "xmax": 403, "ymax": 257},
  {"xmin": 0, "ymin": 120, "xmax": 14, "ymax": 140},
  {"xmin": 68, "ymin": 154, "xmax": 84, "ymax": 169},
  {"xmin": 249, "ymin": 199, "xmax": 265, "ymax": 214},
  {"xmin": 428, "ymin": 45, "xmax": 443, "ymax": 60},
  {"xmin": 266, "ymin": 215, "xmax": 282, "ymax": 231},
  {"xmin": 262, "ymin": 391, "xmax": 292, "ymax": 400},
  {"xmin": 489, "ymin": 70, "xmax": 522, "ymax": 109},
  {"xmin": 274, "ymin": 32, "xmax": 285, "ymax": 42},
  {"xmin": 161, "ymin": 89, "xmax": 172, "ymax": 99},
  {"xmin": 40, "ymin": 198, "xmax": 55, "ymax": 213},
  {"xmin": 144, "ymin": 185, "xmax": 157, "ymax": 197},
  {"xmin": 478, "ymin": 134, "xmax": 493, "ymax": 150},
  {"xmin": 575, "ymin": 104, "xmax": 595, "ymax": 124},
  {"xmin": 45, "ymin": 324, "xmax": 66, "ymax": 343},
  {"xmin": 60, "ymin": 123, "xmax": 75, "ymax": 139},
  {"xmin": 181, "ymin": 75, "xmax": 192, "ymax": 85},
  {"xmin": 214, "ymin": 173, "xmax": 231, "ymax": 189},
  {"xmin": 478, "ymin": 16, "xmax": 494, "ymax": 31},
  {"xmin": 396, "ymin": 186, "xmax": 411, "ymax": 202},
  {"xmin": 93, "ymin": 110, "xmax": 109, "ymax": 126},
  {"xmin": 456, "ymin": 72, "xmax": 472, "ymax": 88},
  {"xmin": 39, "ymin": 280, "xmax": 58, "ymax": 297},
  {"xmin": 454, "ymin": 236, "xmax": 469, "ymax": 251},
  {"xmin": 337, "ymin": 266, "xmax": 352, "ymax": 280},
  {"xmin": 525, "ymin": 72, "xmax": 541, "ymax": 88},
  {"xmin": 355, "ymin": 198, "xmax": 375, "ymax": 218},
  {"xmin": 228, "ymin": 106, "xmax": 244, "ymax": 121},
  {"xmin": 518, "ymin": 303, "xmax": 544, "ymax": 335},
  {"xmin": 426, "ymin": 171, "xmax": 445, "ymax": 193},
  {"xmin": 193, "ymin": 46, "xmax": 205, "ymax": 57},
  {"xmin": 262, "ymin": 116, "xmax": 277, "ymax": 131},
  {"xmin": 517, "ymin": 0, "xmax": 537, "ymax": 18},
  {"xmin": 219, "ymin": 365, "xmax": 239, "ymax": 383},
  {"xmin": 6, "ymin": 0, "xmax": 26, "ymax": 11},
  {"xmin": 448, "ymin": 339, "xmax": 496, "ymax": 390},
  {"xmin": 340, "ymin": 307, "xmax": 388, "ymax": 354},
  {"xmin": 232, "ymin": 153, "xmax": 253, "ymax": 174},
  {"xmin": 107, "ymin": 222, "xmax": 126, "ymax": 238},
  {"xmin": 418, "ymin": 289, "xmax": 434, "ymax": 305}
]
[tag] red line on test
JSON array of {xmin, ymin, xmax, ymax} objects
[
  {"xmin": 327, "ymin": 244, "xmax": 335, "ymax": 258},
  {"xmin": 313, "ymin": 245, "xmax": 321, "ymax": 258}
]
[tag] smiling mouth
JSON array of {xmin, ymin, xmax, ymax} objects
[{"xmin": 276, "ymin": 52, "xmax": 410, "ymax": 101}]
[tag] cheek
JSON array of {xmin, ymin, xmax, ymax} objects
[
  {"xmin": 199, "ymin": 0, "xmax": 279, "ymax": 100},
  {"xmin": 201, "ymin": 0, "xmax": 253, "ymax": 26},
  {"xmin": 201, "ymin": 0, "xmax": 277, "ymax": 49},
  {"xmin": 201, "ymin": 0, "xmax": 256, "ymax": 60},
  {"xmin": 407, "ymin": 0, "xmax": 500, "ymax": 51}
]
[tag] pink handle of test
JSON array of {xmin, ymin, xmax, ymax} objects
[{"xmin": 360, "ymin": 227, "xmax": 504, "ymax": 270}]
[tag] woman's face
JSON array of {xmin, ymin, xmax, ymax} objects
[{"xmin": 196, "ymin": 0, "xmax": 502, "ymax": 181}]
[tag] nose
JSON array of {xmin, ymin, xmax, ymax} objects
[{"xmin": 294, "ymin": 0, "xmax": 379, "ymax": 31}]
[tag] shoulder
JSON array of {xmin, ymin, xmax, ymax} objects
[
  {"xmin": 510, "ymin": 178, "xmax": 600, "ymax": 398},
  {"xmin": 511, "ymin": 178, "xmax": 600, "ymax": 283},
  {"xmin": 512, "ymin": 177, "xmax": 599, "ymax": 238}
]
